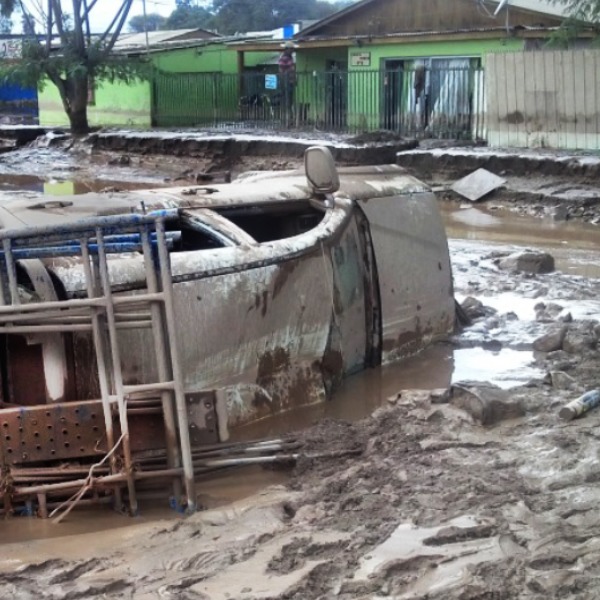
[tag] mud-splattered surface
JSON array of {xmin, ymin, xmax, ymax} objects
[
  {"xmin": 2, "ymin": 140, "xmax": 600, "ymax": 598},
  {"xmin": 2, "ymin": 207, "xmax": 600, "ymax": 598}
]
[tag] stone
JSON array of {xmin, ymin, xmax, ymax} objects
[
  {"xmin": 497, "ymin": 251, "xmax": 555, "ymax": 274},
  {"xmin": 533, "ymin": 326, "xmax": 567, "ymax": 353},
  {"xmin": 460, "ymin": 296, "xmax": 497, "ymax": 320},
  {"xmin": 549, "ymin": 371, "xmax": 577, "ymax": 390},
  {"xmin": 430, "ymin": 388, "xmax": 451, "ymax": 404},
  {"xmin": 563, "ymin": 329, "xmax": 597, "ymax": 354},
  {"xmin": 552, "ymin": 205, "xmax": 569, "ymax": 221},
  {"xmin": 450, "ymin": 382, "xmax": 525, "ymax": 426}
]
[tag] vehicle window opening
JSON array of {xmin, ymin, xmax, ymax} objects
[
  {"xmin": 215, "ymin": 201, "xmax": 325, "ymax": 243},
  {"xmin": 164, "ymin": 216, "xmax": 228, "ymax": 251}
]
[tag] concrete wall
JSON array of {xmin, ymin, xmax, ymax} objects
[{"xmin": 486, "ymin": 50, "xmax": 600, "ymax": 150}]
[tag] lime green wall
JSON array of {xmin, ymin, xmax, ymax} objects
[
  {"xmin": 39, "ymin": 78, "xmax": 151, "ymax": 127},
  {"xmin": 297, "ymin": 47, "xmax": 347, "ymax": 72},
  {"xmin": 39, "ymin": 44, "xmax": 273, "ymax": 127},
  {"xmin": 347, "ymin": 38, "xmax": 524, "ymax": 70},
  {"xmin": 344, "ymin": 37, "xmax": 524, "ymax": 129},
  {"xmin": 294, "ymin": 48, "xmax": 348, "ymax": 126},
  {"xmin": 152, "ymin": 44, "xmax": 240, "ymax": 73}
]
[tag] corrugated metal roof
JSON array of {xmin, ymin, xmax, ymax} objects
[{"xmin": 115, "ymin": 27, "xmax": 216, "ymax": 48}]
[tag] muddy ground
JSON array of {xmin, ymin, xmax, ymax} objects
[
  {"xmin": 1, "ymin": 135, "xmax": 600, "ymax": 599},
  {"xmin": 2, "ymin": 230, "xmax": 600, "ymax": 599}
]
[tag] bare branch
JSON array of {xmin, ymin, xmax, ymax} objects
[
  {"xmin": 50, "ymin": 0, "xmax": 68, "ymax": 46},
  {"xmin": 98, "ymin": 0, "xmax": 134, "ymax": 55}
]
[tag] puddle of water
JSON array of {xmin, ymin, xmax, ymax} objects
[
  {"xmin": 355, "ymin": 516, "xmax": 517, "ymax": 598},
  {"xmin": 234, "ymin": 345, "xmax": 541, "ymax": 441},
  {"xmin": 443, "ymin": 204, "xmax": 600, "ymax": 279},
  {"xmin": 458, "ymin": 292, "xmax": 600, "ymax": 322},
  {"xmin": 0, "ymin": 464, "xmax": 287, "ymax": 544},
  {"xmin": 453, "ymin": 348, "xmax": 542, "ymax": 388}
]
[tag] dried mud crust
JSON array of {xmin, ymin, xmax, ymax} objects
[{"xmin": 396, "ymin": 148, "xmax": 600, "ymax": 224}]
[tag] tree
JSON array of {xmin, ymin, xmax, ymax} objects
[
  {"xmin": 553, "ymin": 0, "xmax": 600, "ymax": 22},
  {"xmin": 163, "ymin": 4, "xmax": 213, "ymax": 30},
  {"xmin": 0, "ymin": 0, "xmax": 147, "ymax": 134},
  {"xmin": 0, "ymin": 13, "xmax": 11, "ymax": 32},
  {"xmin": 210, "ymin": 0, "xmax": 344, "ymax": 35},
  {"xmin": 128, "ymin": 13, "xmax": 167, "ymax": 33}
]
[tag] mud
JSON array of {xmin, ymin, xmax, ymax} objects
[
  {"xmin": 2, "ymin": 205, "xmax": 600, "ymax": 598},
  {"xmin": 2, "ymin": 139, "xmax": 600, "ymax": 598},
  {"xmin": 396, "ymin": 146, "xmax": 600, "ymax": 225},
  {"xmin": 87, "ymin": 129, "xmax": 417, "ymax": 168}
]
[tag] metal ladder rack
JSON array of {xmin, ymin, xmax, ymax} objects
[{"xmin": 0, "ymin": 210, "xmax": 196, "ymax": 515}]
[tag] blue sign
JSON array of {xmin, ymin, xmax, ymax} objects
[{"xmin": 265, "ymin": 74, "xmax": 278, "ymax": 90}]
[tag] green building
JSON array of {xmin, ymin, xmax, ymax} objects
[
  {"xmin": 37, "ymin": 28, "xmax": 277, "ymax": 128},
  {"xmin": 238, "ymin": 0, "xmax": 572, "ymax": 136},
  {"xmin": 38, "ymin": 1, "xmax": 581, "ymax": 135}
]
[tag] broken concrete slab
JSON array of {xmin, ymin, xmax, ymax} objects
[{"xmin": 450, "ymin": 168, "xmax": 506, "ymax": 202}]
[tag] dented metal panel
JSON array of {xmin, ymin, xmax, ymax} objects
[{"xmin": 357, "ymin": 192, "xmax": 455, "ymax": 363}]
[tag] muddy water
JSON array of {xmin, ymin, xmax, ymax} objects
[
  {"xmin": 237, "ymin": 204, "xmax": 600, "ymax": 440},
  {"xmin": 1, "ymin": 189, "xmax": 599, "ymax": 540},
  {"xmin": 442, "ymin": 203, "xmax": 600, "ymax": 278},
  {"xmin": 0, "ymin": 466, "xmax": 287, "ymax": 545}
]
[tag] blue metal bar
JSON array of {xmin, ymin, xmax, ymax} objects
[
  {"xmin": 0, "ymin": 209, "xmax": 180, "ymax": 245},
  {"xmin": 0, "ymin": 232, "xmax": 181, "ymax": 262}
]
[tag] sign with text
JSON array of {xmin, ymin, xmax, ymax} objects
[
  {"xmin": 0, "ymin": 39, "xmax": 22, "ymax": 60},
  {"xmin": 265, "ymin": 74, "xmax": 278, "ymax": 90},
  {"xmin": 350, "ymin": 52, "xmax": 371, "ymax": 67}
]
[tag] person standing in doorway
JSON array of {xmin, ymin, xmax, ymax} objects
[{"xmin": 278, "ymin": 41, "xmax": 296, "ymax": 126}]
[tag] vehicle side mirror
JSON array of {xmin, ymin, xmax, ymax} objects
[{"xmin": 304, "ymin": 146, "xmax": 340, "ymax": 195}]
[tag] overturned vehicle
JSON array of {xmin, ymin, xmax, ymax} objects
[{"xmin": 0, "ymin": 148, "xmax": 454, "ymax": 516}]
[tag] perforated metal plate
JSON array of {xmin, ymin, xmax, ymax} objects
[{"xmin": 0, "ymin": 400, "xmax": 107, "ymax": 466}]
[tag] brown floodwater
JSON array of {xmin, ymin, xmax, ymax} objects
[{"xmin": 1, "ymin": 184, "xmax": 599, "ymax": 540}]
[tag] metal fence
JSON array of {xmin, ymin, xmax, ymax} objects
[{"xmin": 152, "ymin": 66, "xmax": 486, "ymax": 139}]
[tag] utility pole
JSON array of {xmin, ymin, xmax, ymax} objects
[{"xmin": 142, "ymin": 0, "xmax": 150, "ymax": 52}]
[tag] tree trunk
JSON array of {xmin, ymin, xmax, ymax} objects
[{"xmin": 65, "ymin": 74, "xmax": 90, "ymax": 135}]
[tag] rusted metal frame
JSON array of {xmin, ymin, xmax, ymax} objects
[
  {"xmin": 12, "ymin": 467, "xmax": 184, "ymax": 498},
  {"xmin": 80, "ymin": 238, "xmax": 124, "ymax": 513},
  {"xmin": 11, "ymin": 466, "xmax": 111, "ymax": 477},
  {"xmin": 155, "ymin": 218, "xmax": 196, "ymax": 512},
  {"xmin": 96, "ymin": 229, "xmax": 140, "ymax": 515},
  {"xmin": 140, "ymin": 225, "xmax": 182, "ymax": 504}
]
